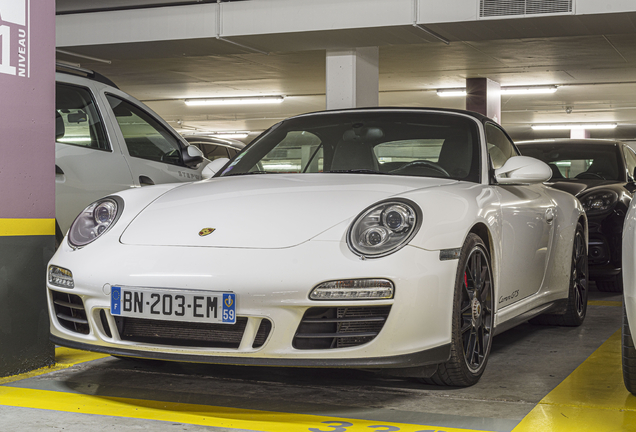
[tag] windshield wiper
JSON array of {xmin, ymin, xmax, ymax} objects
[{"xmin": 327, "ymin": 169, "xmax": 391, "ymax": 175}]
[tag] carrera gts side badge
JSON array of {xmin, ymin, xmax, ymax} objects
[{"xmin": 199, "ymin": 228, "xmax": 216, "ymax": 237}]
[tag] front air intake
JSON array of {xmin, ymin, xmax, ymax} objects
[
  {"xmin": 114, "ymin": 316, "xmax": 249, "ymax": 348},
  {"xmin": 293, "ymin": 306, "xmax": 391, "ymax": 349},
  {"xmin": 51, "ymin": 290, "xmax": 89, "ymax": 334}
]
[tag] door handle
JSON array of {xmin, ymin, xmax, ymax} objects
[
  {"xmin": 545, "ymin": 207, "xmax": 555, "ymax": 225},
  {"xmin": 55, "ymin": 165, "xmax": 64, "ymax": 175},
  {"xmin": 139, "ymin": 176, "xmax": 155, "ymax": 186}
]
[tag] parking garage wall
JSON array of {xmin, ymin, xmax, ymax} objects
[{"xmin": 0, "ymin": 0, "xmax": 56, "ymax": 376}]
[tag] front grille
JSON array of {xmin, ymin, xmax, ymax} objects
[
  {"xmin": 99, "ymin": 310, "xmax": 112, "ymax": 338},
  {"xmin": 293, "ymin": 306, "xmax": 391, "ymax": 350},
  {"xmin": 51, "ymin": 290, "xmax": 89, "ymax": 334},
  {"xmin": 253, "ymin": 319, "xmax": 272, "ymax": 348},
  {"xmin": 115, "ymin": 316, "xmax": 248, "ymax": 348}
]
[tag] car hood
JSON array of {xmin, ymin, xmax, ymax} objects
[
  {"xmin": 548, "ymin": 180, "xmax": 626, "ymax": 197},
  {"xmin": 120, "ymin": 174, "xmax": 455, "ymax": 248}
]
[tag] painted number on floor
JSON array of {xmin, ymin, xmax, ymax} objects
[{"xmin": 309, "ymin": 421, "xmax": 448, "ymax": 432}]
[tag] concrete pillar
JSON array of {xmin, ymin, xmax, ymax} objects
[
  {"xmin": 466, "ymin": 78, "xmax": 501, "ymax": 124},
  {"xmin": 326, "ymin": 47, "xmax": 379, "ymax": 110},
  {"xmin": 0, "ymin": 0, "xmax": 56, "ymax": 376},
  {"xmin": 571, "ymin": 128, "xmax": 591, "ymax": 139}
]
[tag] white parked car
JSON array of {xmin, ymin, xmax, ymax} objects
[
  {"xmin": 621, "ymin": 200, "xmax": 636, "ymax": 394},
  {"xmin": 55, "ymin": 64, "xmax": 206, "ymax": 242},
  {"xmin": 47, "ymin": 108, "xmax": 587, "ymax": 387}
]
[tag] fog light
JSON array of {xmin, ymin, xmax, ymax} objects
[
  {"xmin": 310, "ymin": 279, "xmax": 394, "ymax": 300},
  {"xmin": 49, "ymin": 266, "xmax": 74, "ymax": 288}
]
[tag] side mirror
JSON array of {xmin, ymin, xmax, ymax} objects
[
  {"xmin": 495, "ymin": 156, "xmax": 552, "ymax": 185},
  {"xmin": 182, "ymin": 145, "xmax": 204, "ymax": 168},
  {"xmin": 202, "ymin": 157, "xmax": 230, "ymax": 179}
]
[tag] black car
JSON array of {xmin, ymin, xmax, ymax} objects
[{"xmin": 518, "ymin": 139, "xmax": 636, "ymax": 292}]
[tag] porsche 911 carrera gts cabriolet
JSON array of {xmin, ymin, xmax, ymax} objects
[{"xmin": 47, "ymin": 108, "xmax": 587, "ymax": 387}]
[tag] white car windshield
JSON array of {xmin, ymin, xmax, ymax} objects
[{"xmin": 219, "ymin": 111, "xmax": 481, "ymax": 182}]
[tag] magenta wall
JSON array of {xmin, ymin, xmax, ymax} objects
[{"xmin": 0, "ymin": 0, "xmax": 55, "ymax": 218}]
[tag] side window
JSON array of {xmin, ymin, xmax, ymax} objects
[
  {"xmin": 227, "ymin": 148, "xmax": 238, "ymax": 158},
  {"xmin": 485, "ymin": 123, "xmax": 518, "ymax": 169},
  {"xmin": 198, "ymin": 144, "xmax": 230, "ymax": 161},
  {"xmin": 624, "ymin": 146, "xmax": 636, "ymax": 181},
  {"xmin": 106, "ymin": 95, "xmax": 183, "ymax": 166},
  {"xmin": 56, "ymin": 83, "xmax": 109, "ymax": 150}
]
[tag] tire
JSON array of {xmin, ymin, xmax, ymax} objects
[
  {"xmin": 596, "ymin": 275, "xmax": 623, "ymax": 293},
  {"xmin": 422, "ymin": 233, "xmax": 494, "ymax": 387},
  {"xmin": 530, "ymin": 222, "xmax": 588, "ymax": 327},
  {"xmin": 623, "ymin": 303, "xmax": 636, "ymax": 395}
]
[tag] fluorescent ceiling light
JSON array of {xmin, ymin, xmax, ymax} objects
[
  {"xmin": 436, "ymin": 88, "xmax": 467, "ymax": 97},
  {"xmin": 210, "ymin": 132, "xmax": 250, "ymax": 139},
  {"xmin": 437, "ymin": 85, "xmax": 558, "ymax": 97},
  {"xmin": 531, "ymin": 123, "xmax": 618, "ymax": 130},
  {"xmin": 185, "ymin": 96, "xmax": 284, "ymax": 106},
  {"xmin": 500, "ymin": 85, "xmax": 557, "ymax": 95}
]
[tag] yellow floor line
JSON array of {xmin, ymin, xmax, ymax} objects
[
  {"xmin": 588, "ymin": 300, "xmax": 622, "ymax": 307},
  {"xmin": 0, "ymin": 348, "xmax": 108, "ymax": 385},
  {"xmin": 512, "ymin": 330, "xmax": 636, "ymax": 432},
  {"xmin": 0, "ymin": 386, "xmax": 490, "ymax": 432}
]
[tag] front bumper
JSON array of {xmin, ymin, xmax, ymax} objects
[
  {"xmin": 48, "ymin": 238, "xmax": 458, "ymax": 369},
  {"xmin": 50, "ymin": 335, "xmax": 451, "ymax": 369}
]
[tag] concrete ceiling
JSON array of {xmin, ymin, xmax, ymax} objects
[{"xmin": 56, "ymin": 2, "xmax": 636, "ymax": 142}]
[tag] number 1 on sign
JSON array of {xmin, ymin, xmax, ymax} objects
[{"xmin": 0, "ymin": 25, "xmax": 17, "ymax": 76}]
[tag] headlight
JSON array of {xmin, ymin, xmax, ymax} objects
[
  {"xmin": 347, "ymin": 199, "xmax": 421, "ymax": 258},
  {"xmin": 68, "ymin": 197, "xmax": 123, "ymax": 248},
  {"xmin": 580, "ymin": 190, "xmax": 618, "ymax": 215}
]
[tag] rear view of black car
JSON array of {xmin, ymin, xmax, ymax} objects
[{"xmin": 518, "ymin": 139, "xmax": 636, "ymax": 292}]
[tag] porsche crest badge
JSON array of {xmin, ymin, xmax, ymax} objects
[{"xmin": 198, "ymin": 228, "xmax": 216, "ymax": 237}]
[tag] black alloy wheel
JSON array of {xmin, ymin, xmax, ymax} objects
[{"xmin": 423, "ymin": 233, "xmax": 494, "ymax": 387}]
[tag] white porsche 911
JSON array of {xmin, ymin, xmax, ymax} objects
[{"xmin": 47, "ymin": 108, "xmax": 588, "ymax": 386}]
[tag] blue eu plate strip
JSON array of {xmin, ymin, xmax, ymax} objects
[{"xmin": 111, "ymin": 286, "xmax": 121, "ymax": 315}]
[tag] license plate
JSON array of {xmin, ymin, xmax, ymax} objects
[{"xmin": 110, "ymin": 286, "xmax": 236, "ymax": 324}]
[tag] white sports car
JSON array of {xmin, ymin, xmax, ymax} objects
[{"xmin": 47, "ymin": 108, "xmax": 588, "ymax": 386}]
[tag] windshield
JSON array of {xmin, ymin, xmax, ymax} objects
[
  {"xmin": 518, "ymin": 143, "xmax": 624, "ymax": 182},
  {"xmin": 219, "ymin": 111, "xmax": 481, "ymax": 182}
]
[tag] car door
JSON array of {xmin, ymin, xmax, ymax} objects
[
  {"xmin": 103, "ymin": 93, "xmax": 204, "ymax": 185},
  {"xmin": 55, "ymin": 81, "xmax": 135, "ymax": 234},
  {"xmin": 487, "ymin": 123, "xmax": 555, "ymax": 307}
]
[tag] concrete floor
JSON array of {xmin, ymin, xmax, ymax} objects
[{"xmin": 0, "ymin": 285, "xmax": 632, "ymax": 432}]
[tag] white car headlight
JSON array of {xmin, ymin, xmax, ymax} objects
[
  {"xmin": 68, "ymin": 197, "xmax": 123, "ymax": 248},
  {"xmin": 347, "ymin": 199, "xmax": 421, "ymax": 258}
]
